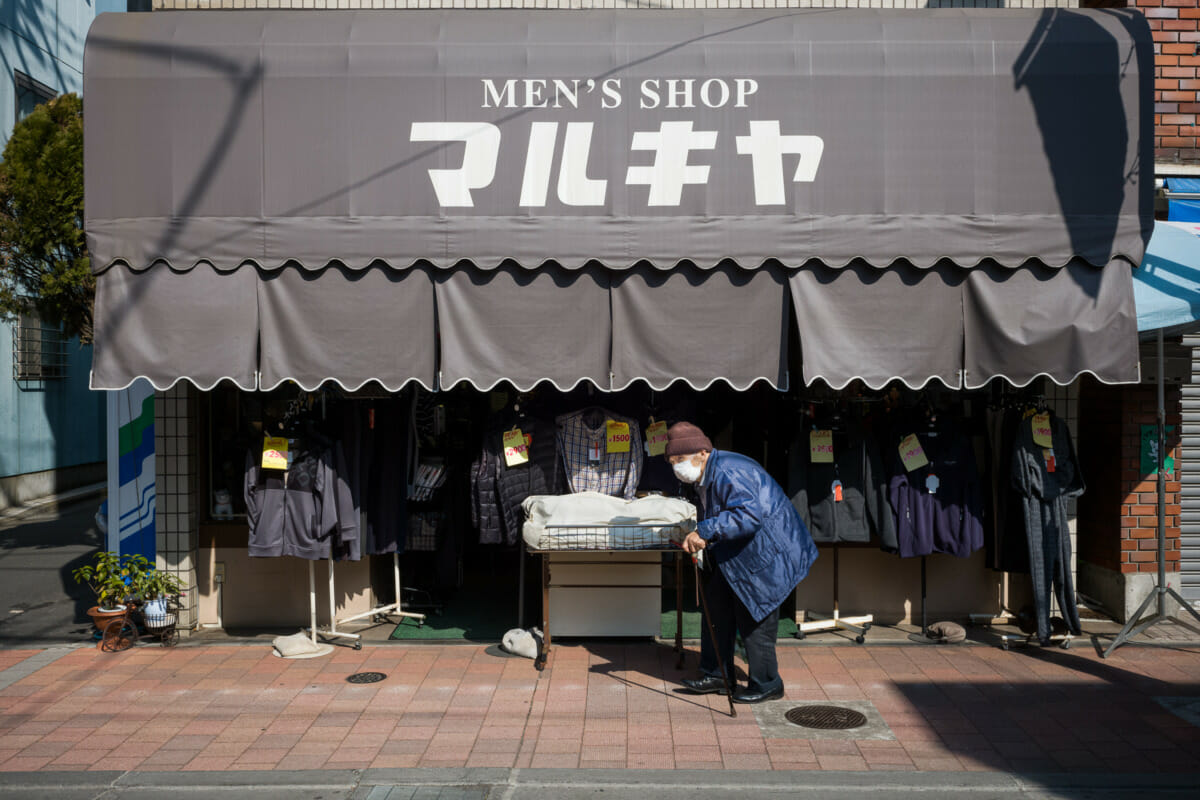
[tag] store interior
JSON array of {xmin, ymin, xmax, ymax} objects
[{"xmin": 191, "ymin": 374, "xmax": 1089, "ymax": 649}]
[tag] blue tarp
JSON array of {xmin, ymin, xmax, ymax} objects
[
  {"xmin": 1165, "ymin": 177, "xmax": 1200, "ymax": 222},
  {"xmin": 1133, "ymin": 220, "xmax": 1200, "ymax": 334}
]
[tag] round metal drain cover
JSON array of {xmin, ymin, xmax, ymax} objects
[
  {"xmin": 346, "ymin": 671, "xmax": 387, "ymax": 684},
  {"xmin": 784, "ymin": 705, "xmax": 868, "ymax": 730}
]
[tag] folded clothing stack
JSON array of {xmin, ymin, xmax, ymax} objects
[{"xmin": 521, "ymin": 492, "xmax": 696, "ymax": 551}]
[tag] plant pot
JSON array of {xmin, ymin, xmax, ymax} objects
[{"xmin": 87, "ymin": 605, "xmax": 128, "ymax": 633}]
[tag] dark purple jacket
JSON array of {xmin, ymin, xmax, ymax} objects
[{"xmin": 885, "ymin": 420, "xmax": 984, "ymax": 559}]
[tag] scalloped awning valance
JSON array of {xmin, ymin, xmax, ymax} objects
[{"xmin": 84, "ymin": 9, "xmax": 1151, "ymax": 392}]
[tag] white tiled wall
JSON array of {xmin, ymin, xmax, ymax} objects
[{"xmin": 154, "ymin": 384, "xmax": 198, "ymax": 632}]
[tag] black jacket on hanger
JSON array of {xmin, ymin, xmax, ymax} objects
[
  {"xmin": 787, "ymin": 417, "xmax": 898, "ymax": 550},
  {"xmin": 471, "ymin": 415, "xmax": 559, "ymax": 545}
]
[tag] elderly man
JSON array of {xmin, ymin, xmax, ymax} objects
[{"xmin": 668, "ymin": 421, "xmax": 818, "ymax": 703}]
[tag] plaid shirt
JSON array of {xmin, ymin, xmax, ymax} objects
[{"xmin": 556, "ymin": 409, "xmax": 643, "ymax": 500}]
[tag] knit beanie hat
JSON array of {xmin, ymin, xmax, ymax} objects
[{"xmin": 664, "ymin": 422, "xmax": 714, "ymax": 457}]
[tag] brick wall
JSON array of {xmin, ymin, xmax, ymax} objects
[
  {"xmin": 1117, "ymin": 384, "xmax": 1182, "ymax": 576},
  {"xmin": 1135, "ymin": 0, "xmax": 1200, "ymax": 163}
]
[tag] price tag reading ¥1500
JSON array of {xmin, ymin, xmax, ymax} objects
[
  {"xmin": 646, "ymin": 420, "xmax": 669, "ymax": 457},
  {"xmin": 502, "ymin": 429, "xmax": 530, "ymax": 467},
  {"xmin": 606, "ymin": 420, "xmax": 631, "ymax": 453},
  {"xmin": 898, "ymin": 433, "xmax": 929, "ymax": 472},
  {"xmin": 809, "ymin": 429, "xmax": 834, "ymax": 464},
  {"xmin": 262, "ymin": 436, "xmax": 290, "ymax": 470},
  {"xmin": 1032, "ymin": 413, "xmax": 1053, "ymax": 448}
]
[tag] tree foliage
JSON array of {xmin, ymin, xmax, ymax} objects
[{"xmin": 0, "ymin": 92, "xmax": 92, "ymax": 342}]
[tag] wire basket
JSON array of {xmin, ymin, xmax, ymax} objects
[
  {"xmin": 531, "ymin": 523, "xmax": 687, "ymax": 552},
  {"xmin": 143, "ymin": 607, "xmax": 178, "ymax": 631},
  {"xmin": 140, "ymin": 596, "xmax": 181, "ymax": 647}
]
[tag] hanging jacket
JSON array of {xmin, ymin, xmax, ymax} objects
[
  {"xmin": 986, "ymin": 407, "xmax": 1031, "ymax": 573},
  {"xmin": 1012, "ymin": 411, "xmax": 1084, "ymax": 506},
  {"xmin": 496, "ymin": 417, "xmax": 559, "ymax": 543},
  {"xmin": 695, "ymin": 449, "xmax": 819, "ymax": 622},
  {"xmin": 472, "ymin": 416, "xmax": 559, "ymax": 545},
  {"xmin": 470, "ymin": 443, "xmax": 504, "ymax": 545},
  {"xmin": 787, "ymin": 419, "xmax": 897, "ymax": 550},
  {"xmin": 885, "ymin": 417, "xmax": 984, "ymax": 559},
  {"xmin": 245, "ymin": 444, "xmax": 357, "ymax": 560},
  {"xmin": 337, "ymin": 400, "xmax": 408, "ymax": 557}
]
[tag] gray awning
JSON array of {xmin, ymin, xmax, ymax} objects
[
  {"xmin": 258, "ymin": 265, "xmax": 437, "ymax": 392},
  {"xmin": 84, "ymin": 9, "xmax": 1151, "ymax": 393},
  {"xmin": 91, "ymin": 264, "xmax": 259, "ymax": 392},
  {"xmin": 84, "ymin": 9, "xmax": 1152, "ymax": 272},
  {"xmin": 435, "ymin": 265, "xmax": 613, "ymax": 392},
  {"xmin": 962, "ymin": 260, "xmax": 1139, "ymax": 389},
  {"xmin": 789, "ymin": 259, "xmax": 1139, "ymax": 390},
  {"xmin": 789, "ymin": 263, "xmax": 966, "ymax": 391},
  {"xmin": 611, "ymin": 264, "xmax": 789, "ymax": 391}
]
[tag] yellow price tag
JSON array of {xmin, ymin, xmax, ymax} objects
[
  {"xmin": 1032, "ymin": 413, "xmax": 1052, "ymax": 448},
  {"xmin": 502, "ymin": 429, "xmax": 530, "ymax": 467},
  {"xmin": 606, "ymin": 420, "xmax": 631, "ymax": 453},
  {"xmin": 898, "ymin": 433, "xmax": 929, "ymax": 472},
  {"xmin": 646, "ymin": 420, "xmax": 669, "ymax": 457},
  {"xmin": 809, "ymin": 429, "xmax": 834, "ymax": 464},
  {"xmin": 262, "ymin": 436, "xmax": 289, "ymax": 470}
]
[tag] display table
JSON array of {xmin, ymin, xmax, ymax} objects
[{"xmin": 529, "ymin": 546, "xmax": 684, "ymax": 671}]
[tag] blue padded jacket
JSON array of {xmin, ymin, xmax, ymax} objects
[{"xmin": 696, "ymin": 450, "xmax": 819, "ymax": 622}]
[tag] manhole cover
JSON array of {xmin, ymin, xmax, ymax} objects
[
  {"xmin": 784, "ymin": 705, "xmax": 868, "ymax": 730},
  {"xmin": 346, "ymin": 671, "xmax": 387, "ymax": 684}
]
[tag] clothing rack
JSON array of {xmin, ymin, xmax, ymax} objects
[
  {"xmin": 332, "ymin": 553, "xmax": 427, "ymax": 645},
  {"xmin": 299, "ymin": 560, "xmax": 334, "ymax": 656},
  {"xmin": 795, "ymin": 544, "xmax": 872, "ymax": 643},
  {"xmin": 306, "ymin": 554, "xmax": 427, "ymax": 650},
  {"xmin": 967, "ymin": 573, "xmax": 1018, "ymax": 628}
]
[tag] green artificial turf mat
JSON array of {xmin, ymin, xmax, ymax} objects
[{"xmin": 390, "ymin": 582, "xmax": 517, "ymax": 642}]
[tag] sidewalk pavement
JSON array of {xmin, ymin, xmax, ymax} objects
[{"xmin": 1, "ymin": 636, "xmax": 1198, "ymax": 793}]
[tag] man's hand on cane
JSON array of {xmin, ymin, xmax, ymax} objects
[{"xmin": 682, "ymin": 530, "xmax": 707, "ymax": 555}]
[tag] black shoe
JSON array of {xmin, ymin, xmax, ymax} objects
[
  {"xmin": 681, "ymin": 675, "xmax": 730, "ymax": 695},
  {"xmin": 732, "ymin": 685, "xmax": 784, "ymax": 704}
]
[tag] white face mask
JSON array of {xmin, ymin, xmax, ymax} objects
[{"xmin": 672, "ymin": 457, "xmax": 704, "ymax": 484}]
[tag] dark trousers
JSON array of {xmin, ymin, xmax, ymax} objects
[
  {"xmin": 1024, "ymin": 496, "xmax": 1081, "ymax": 643},
  {"xmin": 699, "ymin": 561, "xmax": 782, "ymax": 693}
]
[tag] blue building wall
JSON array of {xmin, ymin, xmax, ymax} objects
[{"xmin": 0, "ymin": 1, "xmax": 127, "ymax": 481}]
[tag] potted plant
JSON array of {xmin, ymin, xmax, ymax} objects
[
  {"xmin": 72, "ymin": 551, "xmax": 148, "ymax": 632},
  {"xmin": 135, "ymin": 568, "xmax": 185, "ymax": 631}
]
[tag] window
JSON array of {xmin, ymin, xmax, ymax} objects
[
  {"xmin": 14, "ymin": 71, "xmax": 55, "ymax": 124},
  {"xmin": 12, "ymin": 313, "xmax": 67, "ymax": 380}
]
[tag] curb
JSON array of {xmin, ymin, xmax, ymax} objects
[
  {"xmin": 0, "ymin": 483, "xmax": 106, "ymax": 523},
  {"xmin": 2, "ymin": 769, "xmax": 1199, "ymax": 794}
]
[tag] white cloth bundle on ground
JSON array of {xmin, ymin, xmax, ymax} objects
[
  {"xmin": 272, "ymin": 631, "xmax": 325, "ymax": 657},
  {"xmin": 522, "ymin": 492, "xmax": 696, "ymax": 550},
  {"xmin": 501, "ymin": 627, "xmax": 543, "ymax": 659}
]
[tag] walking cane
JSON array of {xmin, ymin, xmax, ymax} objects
[{"xmin": 691, "ymin": 552, "xmax": 737, "ymax": 718}]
